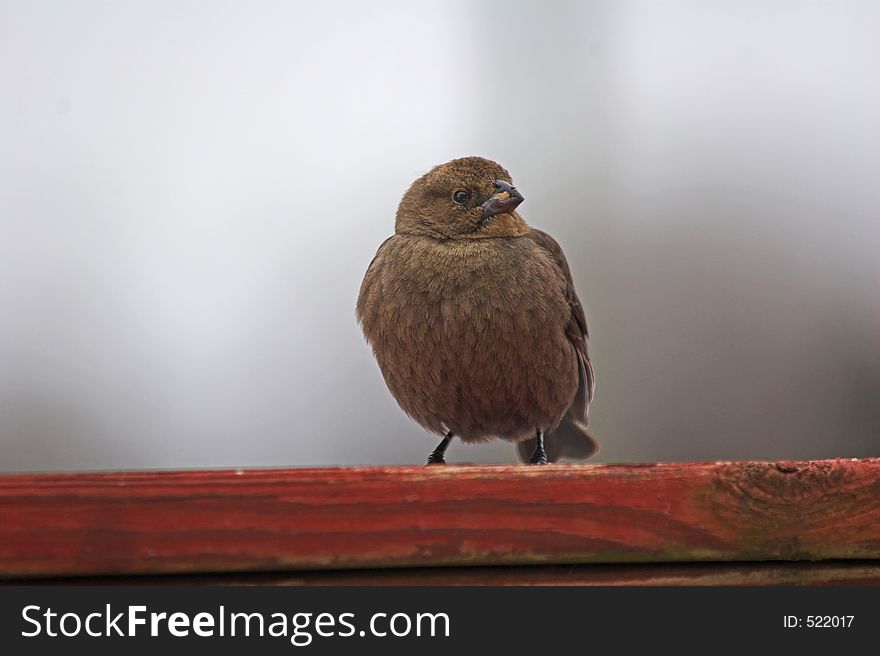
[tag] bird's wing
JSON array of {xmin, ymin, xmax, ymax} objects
[
  {"xmin": 356, "ymin": 235, "xmax": 395, "ymax": 327},
  {"xmin": 524, "ymin": 228, "xmax": 595, "ymax": 420},
  {"xmin": 364, "ymin": 235, "xmax": 394, "ymax": 275}
]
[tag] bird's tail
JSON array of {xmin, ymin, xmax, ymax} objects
[{"xmin": 516, "ymin": 417, "xmax": 599, "ymax": 463}]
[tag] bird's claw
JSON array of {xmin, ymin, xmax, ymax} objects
[{"xmin": 528, "ymin": 448, "xmax": 549, "ymax": 465}]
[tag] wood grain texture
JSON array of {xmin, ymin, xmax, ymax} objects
[{"xmin": 1, "ymin": 459, "xmax": 879, "ymax": 579}]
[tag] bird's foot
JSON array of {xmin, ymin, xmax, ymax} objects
[
  {"xmin": 529, "ymin": 430, "xmax": 549, "ymax": 465},
  {"xmin": 425, "ymin": 432, "xmax": 453, "ymax": 466},
  {"xmin": 529, "ymin": 450, "xmax": 549, "ymax": 465}
]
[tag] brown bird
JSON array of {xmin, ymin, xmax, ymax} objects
[{"xmin": 357, "ymin": 156, "xmax": 597, "ymax": 465}]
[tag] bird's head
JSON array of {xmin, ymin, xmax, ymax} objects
[{"xmin": 395, "ymin": 157, "xmax": 528, "ymax": 239}]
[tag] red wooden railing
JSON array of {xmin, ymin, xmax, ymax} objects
[{"xmin": 2, "ymin": 459, "xmax": 879, "ymax": 584}]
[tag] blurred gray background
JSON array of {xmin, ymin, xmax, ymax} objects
[{"xmin": 1, "ymin": 1, "xmax": 878, "ymax": 471}]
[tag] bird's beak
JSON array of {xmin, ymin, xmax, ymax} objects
[{"xmin": 482, "ymin": 180, "xmax": 524, "ymax": 219}]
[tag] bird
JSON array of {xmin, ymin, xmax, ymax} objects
[{"xmin": 357, "ymin": 156, "xmax": 597, "ymax": 465}]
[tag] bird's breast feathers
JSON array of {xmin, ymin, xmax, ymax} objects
[{"xmin": 357, "ymin": 233, "xmax": 578, "ymax": 439}]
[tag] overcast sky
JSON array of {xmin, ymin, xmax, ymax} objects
[{"xmin": 1, "ymin": 1, "xmax": 879, "ymax": 470}]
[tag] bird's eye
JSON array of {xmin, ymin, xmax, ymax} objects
[{"xmin": 453, "ymin": 190, "xmax": 471, "ymax": 205}]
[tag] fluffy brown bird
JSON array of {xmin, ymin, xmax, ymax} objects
[{"xmin": 357, "ymin": 156, "xmax": 597, "ymax": 464}]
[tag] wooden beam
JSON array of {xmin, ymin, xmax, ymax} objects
[{"xmin": 1, "ymin": 459, "xmax": 879, "ymax": 578}]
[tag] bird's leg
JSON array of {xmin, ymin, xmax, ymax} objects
[
  {"xmin": 528, "ymin": 429, "xmax": 549, "ymax": 465},
  {"xmin": 426, "ymin": 432, "xmax": 453, "ymax": 465}
]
